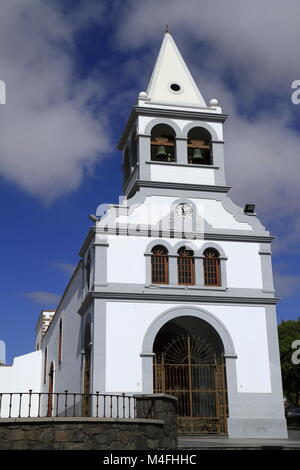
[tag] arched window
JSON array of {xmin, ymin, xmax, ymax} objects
[
  {"xmin": 58, "ymin": 319, "xmax": 63, "ymax": 365},
  {"xmin": 187, "ymin": 127, "xmax": 212, "ymax": 165},
  {"xmin": 43, "ymin": 348, "xmax": 47, "ymax": 384},
  {"xmin": 203, "ymin": 248, "xmax": 221, "ymax": 286},
  {"xmin": 178, "ymin": 247, "xmax": 195, "ymax": 285},
  {"xmin": 151, "ymin": 124, "xmax": 176, "ymax": 162},
  {"xmin": 151, "ymin": 245, "xmax": 169, "ymax": 284}
]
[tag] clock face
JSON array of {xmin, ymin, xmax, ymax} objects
[{"xmin": 176, "ymin": 203, "xmax": 193, "ymax": 219}]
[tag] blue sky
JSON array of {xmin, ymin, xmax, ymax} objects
[{"xmin": 0, "ymin": 0, "xmax": 300, "ymax": 364}]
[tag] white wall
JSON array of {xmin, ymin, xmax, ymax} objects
[
  {"xmin": 197, "ymin": 199, "xmax": 251, "ymax": 231},
  {"xmin": 221, "ymin": 241, "xmax": 263, "ymax": 288},
  {"xmin": 40, "ymin": 267, "xmax": 84, "ymax": 397},
  {"xmin": 150, "ymin": 164, "xmax": 215, "ymax": 185},
  {"xmin": 104, "ymin": 302, "xmax": 271, "ymax": 394},
  {"xmin": 0, "ymin": 350, "xmax": 42, "ymax": 417},
  {"xmin": 106, "ymin": 236, "xmax": 263, "ymax": 289}
]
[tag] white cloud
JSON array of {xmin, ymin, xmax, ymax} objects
[
  {"xmin": 116, "ymin": 0, "xmax": 300, "ymax": 92},
  {"xmin": 22, "ymin": 291, "xmax": 60, "ymax": 305},
  {"xmin": 53, "ymin": 262, "xmax": 76, "ymax": 275},
  {"xmin": 0, "ymin": 0, "xmax": 110, "ymax": 202}
]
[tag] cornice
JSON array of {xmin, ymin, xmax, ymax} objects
[
  {"xmin": 78, "ymin": 290, "xmax": 279, "ymax": 315},
  {"xmin": 126, "ymin": 180, "xmax": 231, "ymax": 198}
]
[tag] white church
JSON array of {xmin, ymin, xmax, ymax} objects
[{"xmin": 0, "ymin": 32, "xmax": 287, "ymax": 439}]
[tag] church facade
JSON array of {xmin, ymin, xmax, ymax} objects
[{"xmin": 0, "ymin": 33, "xmax": 287, "ymax": 439}]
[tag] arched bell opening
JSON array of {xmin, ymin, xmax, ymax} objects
[
  {"xmin": 187, "ymin": 127, "xmax": 212, "ymax": 165},
  {"xmin": 153, "ymin": 316, "xmax": 227, "ymax": 435},
  {"xmin": 150, "ymin": 124, "xmax": 176, "ymax": 162}
]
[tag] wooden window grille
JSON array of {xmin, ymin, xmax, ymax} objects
[
  {"xmin": 151, "ymin": 245, "xmax": 169, "ymax": 284},
  {"xmin": 178, "ymin": 247, "xmax": 195, "ymax": 285},
  {"xmin": 203, "ymin": 248, "xmax": 221, "ymax": 286},
  {"xmin": 58, "ymin": 319, "xmax": 62, "ymax": 364}
]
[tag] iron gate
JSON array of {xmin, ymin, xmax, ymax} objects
[{"xmin": 153, "ymin": 335, "xmax": 227, "ymax": 435}]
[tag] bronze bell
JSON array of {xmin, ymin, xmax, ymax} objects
[
  {"xmin": 191, "ymin": 148, "xmax": 205, "ymax": 164},
  {"xmin": 155, "ymin": 145, "xmax": 168, "ymax": 160}
]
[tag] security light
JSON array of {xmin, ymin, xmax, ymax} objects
[{"xmin": 244, "ymin": 204, "xmax": 256, "ymax": 214}]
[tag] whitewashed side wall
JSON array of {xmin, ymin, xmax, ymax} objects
[
  {"xmin": 40, "ymin": 266, "xmax": 84, "ymax": 397},
  {"xmin": 104, "ymin": 302, "xmax": 271, "ymax": 394},
  {"xmin": 0, "ymin": 350, "xmax": 42, "ymax": 417}
]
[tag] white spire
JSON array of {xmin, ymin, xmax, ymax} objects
[{"xmin": 146, "ymin": 32, "xmax": 207, "ymax": 108}]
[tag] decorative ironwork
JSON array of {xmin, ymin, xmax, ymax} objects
[
  {"xmin": 154, "ymin": 335, "xmax": 227, "ymax": 435},
  {"xmin": 162, "ymin": 334, "xmax": 216, "ymax": 364},
  {"xmin": 0, "ymin": 391, "xmax": 137, "ymax": 419}
]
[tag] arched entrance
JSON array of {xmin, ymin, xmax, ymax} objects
[{"xmin": 153, "ymin": 316, "xmax": 228, "ymax": 434}]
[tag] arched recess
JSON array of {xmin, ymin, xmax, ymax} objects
[
  {"xmin": 144, "ymin": 118, "xmax": 182, "ymax": 138},
  {"xmin": 47, "ymin": 362, "xmax": 55, "ymax": 417},
  {"xmin": 141, "ymin": 306, "xmax": 236, "ymax": 393},
  {"xmin": 182, "ymin": 121, "xmax": 219, "ymax": 142}
]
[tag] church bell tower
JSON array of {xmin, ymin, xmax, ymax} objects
[
  {"xmin": 83, "ymin": 31, "xmax": 287, "ymax": 439},
  {"xmin": 118, "ymin": 32, "xmax": 227, "ymax": 199}
]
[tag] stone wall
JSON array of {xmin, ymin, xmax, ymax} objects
[{"xmin": 0, "ymin": 394, "xmax": 177, "ymax": 450}]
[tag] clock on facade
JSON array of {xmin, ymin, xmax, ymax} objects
[{"xmin": 175, "ymin": 203, "xmax": 193, "ymax": 219}]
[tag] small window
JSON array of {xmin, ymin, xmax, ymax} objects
[
  {"xmin": 169, "ymin": 83, "xmax": 181, "ymax": 93},
  {"xmin": 151, "ymin": 245, "xmax": 169, "ymax": 284},
  {"xmin": 203, "ymin": 248, "xmax": 221, "ymax": 286},
  {"xmin": 178, "ymin": 247, "xmax": 195, "ymax": 285}
]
